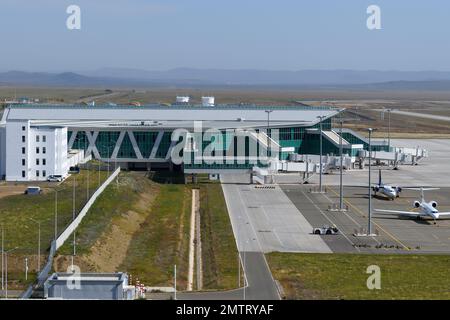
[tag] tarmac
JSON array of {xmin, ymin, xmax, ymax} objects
[
  {"xmin": 308, "ymin": 139, "xmax": 450, "ymax": 187},
  {"xmin": 221, "ymin": 174, "xmax": 331, "ymax": 253},
  {"xmin": 282, "ymin": 185, "xmax": 450, "ymax": 254},
  {"xmin": 221, "ymin": 139, "xmax": 450, "ymax": 255}
]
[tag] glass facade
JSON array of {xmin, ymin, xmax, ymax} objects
[{"xmin": 67, "ymin": 117, "xmax": 376, "ymax": 170}]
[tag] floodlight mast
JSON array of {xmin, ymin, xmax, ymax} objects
[{"xmin": 368, "ymin": 128, "xmax": 374, "ymax": 235}]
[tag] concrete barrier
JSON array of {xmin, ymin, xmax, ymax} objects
[
  {"xmin": 20, "ymin": 167, "xmax": 121, "ymax": 299},
  {"xmin": 56, "ymin": 167, "xmax": 120, "ymax": 250}
]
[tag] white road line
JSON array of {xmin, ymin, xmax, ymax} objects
[
  {"xmin": 236, "ymin": 185, "xmax": 265, "ymax": 253},
  {"xmin": 300, "ymin": 188, "xmax": 361, "ymax": 252},
  {"xmin": 321, "ymin": 189, "xmax": 382, "ymax": 245}
]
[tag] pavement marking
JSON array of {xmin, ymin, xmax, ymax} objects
[
  {"xmin": 235, "ymin": 184, "xmax": 265, "ymax": 252},
  {"xmin": 320, "ymin": 191, "xmax": 364, "ymax": 228},
  {"xmin": 261, "ymin": 207, "xmax": 284, "ymax": 247},
  {"xmin": 327, "ymin": 186, "xmax": 410, "ymax": 250},
  {"xmin": 317, "ymin": 189, "xmax": 382, "ymax": 246},
  {"xmin": 261, "ymin": 253, "xmax": 282, "ymax": 300},
  {"xmin": 300, "ymin": 188, "xmax": 361, "ymax": 252}
]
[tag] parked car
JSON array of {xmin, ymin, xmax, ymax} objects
[
  {"xmin": 47, "ymin": 175, "xmax": 63, "ymax": 182},
  {"xmin": 25, "ymin": 186, "xmax": 42, "ymax": 195},
  {"xmin": 313, "ymin": 225, "xmax": 339, "ymax": 235},
  {"xmin": 69, "ymin": 166, "xmax": 80, "ymax": 174}
]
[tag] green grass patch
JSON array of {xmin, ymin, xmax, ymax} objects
[
  {"xmin": 118, "ymin": 173, "xmax": 191, "ymax": 288},
  {"xmin": 57, "ymin": 172, "xmax": 149, "ymax": 256},
  {"xmin": 0, "ymin": 168, "xmax": 109, "ymax": 288},
  {"xmin": 0, "ymin": 169, "xmax": 109, "ymax": 254},
  {"xmin": 267, "ymin": 252, "xmax": 450, "ymax": 300},
  {"xmin": 198, "ymin": 181, "xmax": 239, "ymax": 290}
]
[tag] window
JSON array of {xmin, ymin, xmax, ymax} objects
[
  {"xmin": 43, "ymin": 147, "xmax": 46, "ymax": 154},
  {"xmin": 36, "ymin": 135, "xmax": 40, "ymax": 143},
  {"xmin": 293, "ymin": 128, "xmax": 303, "ymax": 140},
  {"xmin": 22, "ymin": 171, "xmax": 25, "ymax": 178},
  {"xmin": 22, "ymin": 159, "xmax": 25, "ymax": 166},
  {"xmin": 22, "ymin": 147, "xmax": 25, "ymax": 154},
  {"xmin": 36, "ymin": 159, "xmax": 39, "ymax": 165},
  {"xmin": 43, "ymin": 135, "xmax": 46, "ymax": 142},
  {"xmin": 280, "ymin": 128, "xmax": 292, "ymax": 140},
  {"xmin": 43, "ymin": 159, "xmax": 46, "ymax": 166},
  {"xmin": 36, "ymin": 147, "xmax": 39, "ymax": 154},
  {"xmin": 42, "ymin": 170, "xmax": 46, "ymax": 177},
  {"xmin": 22, "ymin": 136, "xmax": 25, "ymax": 143},
  {"xmin": 36, "ymin": 170, "xmax": 39, "ymax": 177},
  {"xmin": 22, "ymin": 126, "xmax": 25, "ymax": 131}
]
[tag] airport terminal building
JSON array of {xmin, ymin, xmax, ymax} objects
[{"xmin": 0, "ymin": 103, "xmax": 378, "ymax": 181}]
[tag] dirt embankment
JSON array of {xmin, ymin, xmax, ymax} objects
[{"xmin": 54, "ymin": 184, "xmax": 159, "ymax": 273}]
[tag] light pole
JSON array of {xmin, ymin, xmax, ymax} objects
[
  {"xmin": 368, "ymin": 128, "xmax": 373, "ymax": 235},
  {"xmin": 5, "ymin": 247, "xmax": 19, "ymax": 299},
  {"xmin": 317, "ymin": 116, "xmax": 326, "ymax": 193},
  {"xmin": 28, "ymin": 218, "xmax": 42, "ymax": 272},
  {"xmin": 265, "ymin": 110, "xmax": 273, "ymax": 159},
  {"xmin": 174, "ymin": 264, "xmax": 177, "ymax": 300},
  {"xmin": 339, "ymin": 119, "xmax": 345, "ymax": 211},
  {"xmin": 98, "ymin": 157, "xmax": 101, "ymax": 188},
  {"xmin": 1, "ymin": 225, "xmax": 4, "ymax": 291},
  {"xmin": 107, "ymin": 145, "xmax": 110, "ymax": 177},
  {"xmin": 54, "ymin": 190, "xmax": 58, "ymax": 240},
  {"xmin": 87, "ymin": 161, "xmax": 90, "ymax": 200},
  {"xmin": 386, "ymin": 109, "xmax": 391, "ymax": 151},
  {"xmin": 72, "ymin": 175, "xmax": 76, "ymax": 272}
]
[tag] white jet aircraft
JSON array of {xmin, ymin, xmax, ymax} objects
[{"xmin": 375, "ymin": 187, "xmax": 450, "ymax": 223}]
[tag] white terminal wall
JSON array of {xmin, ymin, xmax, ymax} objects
[{"xmin": 5, "ymin": 120, "xmax": 68, "ymax": 181}]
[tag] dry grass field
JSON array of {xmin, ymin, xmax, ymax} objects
[{"xmin": 2, "ymin": 86, "xmax": 450, "ymax": 137}]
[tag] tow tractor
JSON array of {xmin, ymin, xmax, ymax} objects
[{"xmin": 313, "ymin": 225, "xmax": 339, "ymax": 235}]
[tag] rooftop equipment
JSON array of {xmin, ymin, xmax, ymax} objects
[
  {"xmin": 176, "ymin": 96, "xmax": 190, "ymax": 104},
  {"xmin": 201, "ymin": 96, "xmax": 215, "ymax": 107}
]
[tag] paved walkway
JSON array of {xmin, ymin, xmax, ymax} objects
[
  {"xmin": 150, "ymin": 252, "xmax": 280, "ymax": 300},
  {"xmin": 221, "ymin": 174, "xmax": 331, "ymax": 253}
]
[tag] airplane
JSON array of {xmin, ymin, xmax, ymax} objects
[
  {"xmin": 372, "ymin": 169, "xmax": 402, "ymax": 200},
  {"xmin": 374, "ymin": 187, "xmax": 450, "ymax": 223}
]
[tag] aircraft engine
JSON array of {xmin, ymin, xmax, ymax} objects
[
  {"xmin": 430, "ymin": 201, "xmax": 438, "ymax": 208},
  {"xmin": 414, "ymin": 201, "xmax": 420, "ymax": 208}
]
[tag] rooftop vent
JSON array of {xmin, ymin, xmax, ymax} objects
[
  {"xmin": 176, "ymin": 96, "xmax": 190, "ymax": 103},
  {"xmin": 201, "ymin": 96, "xmax": 215, "ymax": 107}
]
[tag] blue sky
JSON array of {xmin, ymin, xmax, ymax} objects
[{"xmin": 0, "ymin": 0, "xmax": 449, "ymax": 72}]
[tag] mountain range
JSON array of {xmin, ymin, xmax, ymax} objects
[{"xmin": 1, "ymin": 68, "xmax": 450, "ymax": 90}]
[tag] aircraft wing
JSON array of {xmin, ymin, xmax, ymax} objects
[
  {"xmin": 437, "ymin": 212, "xmax": 450, "ymax": 216},
  {"xmin": 374, "ymin": 209, "xmax": 421, "ymax": 217},
  {"xmin": 345, "ymin": 184, "xmax": 379, "ymax": 188}
]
